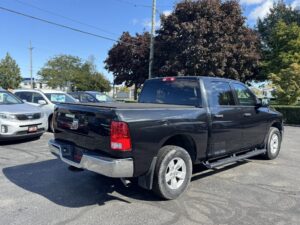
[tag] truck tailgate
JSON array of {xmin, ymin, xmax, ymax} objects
[{"xmin": 53, "ymin": 103, "xmax": 116, "ymax": 156}]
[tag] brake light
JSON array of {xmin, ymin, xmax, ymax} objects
[
  {"xmin": 110, "ymin": 121, "xmax": 132, "ymax": 151},
  {"xmin": 162, "ymin": 77, "xmax": 176, "ymax": 82}
]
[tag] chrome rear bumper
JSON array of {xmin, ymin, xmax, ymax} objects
[{"xmin": 48, "ymin": 139, "xmax": 134, "ymax": 178}]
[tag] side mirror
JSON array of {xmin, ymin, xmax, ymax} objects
[
  {"xmin": 255, "ymin": 98, "xmax": 269, "ymax": 108},
  {"xmin": 255, "ymin": 99, "xmax": 263, "ymax": 108},
  {"xmin": 261, "ymin": 98, "xmax": 270, "ymax": 107},
  {"xmin": 38, "ymin": 100, "xmax": 47, "ymax": 105}
]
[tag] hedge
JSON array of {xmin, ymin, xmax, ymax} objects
[{"xmin": 271, "ymin": 105, "xmax": 300, "ymax": 125}]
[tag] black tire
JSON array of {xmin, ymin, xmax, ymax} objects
[
  {"xmin": 153, "ymin": 145, "xmax": 192, "ymax": 200},
  {"xmin": 48, "ymin": 115, "xmax": 54, "ymax": 132},
  {"xmin": 264, "ymin": 127, "xmax": 282, "ymax": 160}
]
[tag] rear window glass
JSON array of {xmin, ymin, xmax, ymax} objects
[{"xmin": 139, "ymin": 78, "xmax": 201, "ymax": 106}]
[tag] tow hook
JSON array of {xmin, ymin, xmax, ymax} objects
[{"xmin": 120, "ymin": 178, "xmax": 131, "ymax": 187}]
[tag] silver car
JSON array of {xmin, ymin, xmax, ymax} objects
[
  {"xmin": 0, "ymin": 89, "xmax": 48, "ymax": 141},
  {"xmin": 13, "ymin": 89, "xmax": 77, "ymax": 132}
]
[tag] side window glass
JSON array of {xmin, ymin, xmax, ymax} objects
[
  {"xmin": 232, "ymin": 83, "xmax": 256, "ymax": 106},
  {"xmin": 208, "ymin": 81, "xmax": 235, "ymax": 107},
  {"xmin": 71, "ymin": 93, "xmax": 79, "ymax": 100},
  {"xmin": 15, "ymin": 92, "xmax": 33, "ymax": 102},
  {"xmin": 32, "ymin": 93, "xmax": 45, "ymax": 103},
  {"xmin": 81, "ymin": 94, "xmax": 95, "ymax": 103}
]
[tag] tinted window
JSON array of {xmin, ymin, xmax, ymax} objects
[
  {"xmin": 32, "ymin": 93, "xmax": 45, "ymax": 103},
  {"xmin": 232, "ymin": 83, "xmax": 256, "ymax": 106},
  {"xmin": 81, "ymin": 93, "xmax": 96, "ymax": 103},
  {"xmin": 15, "ymin": 92, "xmax": 33, "ymax": 102},
  {"xmin": 208, "ymin": 81, "xmax": 235, "ymax": 106},
  {"xmin": 139, "ymin": 78, "xmax": 201, "ymax": 106},
  {"xmin": 0, "ymin": 91, "xmax": 23, "ymax": 105},
  {"xmin": 69, "ymin": 92, "xmax": 79, "ymax": 100}
]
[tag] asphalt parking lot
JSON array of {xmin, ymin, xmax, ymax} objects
[{"xmin": 0, "ymin": 126, "xmax": 299, "ymax": 225}]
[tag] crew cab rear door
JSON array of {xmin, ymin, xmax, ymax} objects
[{"xmin": 204, "ymin": 80, "xmax": 243, "ymax": 157}]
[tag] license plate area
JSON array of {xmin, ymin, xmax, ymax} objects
[
  {"xmin": 28, "ymin": 126, "xmax": 37, "ymax": 133},
  {"xmin": 61, "ymin": 145, "xmax": 83, "ymax": 163}
]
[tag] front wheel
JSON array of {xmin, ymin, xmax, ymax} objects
[
  {"xmin": 264, "ymin": 127, "xmax": 282, "ymax": 160},
  {"xmin": 48, "ymin": 115, "xmax": 54, "ymax": 133},
  {"xmin": 153, "ymin": 145, "xmax": 192, "ymax": 200}
]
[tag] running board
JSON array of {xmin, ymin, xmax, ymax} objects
[{"xmin": 203, "ymin": 149, "xmax": 266, "ymax": 169}]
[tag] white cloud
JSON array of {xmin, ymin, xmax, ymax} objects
[
  {"xmin": 131, "ymin": 18, "xmax": 139, "ymax": 25},
  {"xmin": 249, "ymin": 0, "xmax": 273, "ymax": 21},
  {"xmin": 143, "ymin": 19, "xmax": 161, "ymax": 29},
  {"xmin": 162, "ymin": 10, "xmax": 172, "ymax": 16},
  {"xmin": 291, "ymin": 0, "xmax": 300, "ymax": 9},
  {"xmin": 240, "ymin": 0, "xmax": 265, "ymax": 5}
]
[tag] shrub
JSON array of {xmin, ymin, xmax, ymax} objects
[{"xmin": 271, "ymin": 105, "xmax": 300, "ymax": 125}]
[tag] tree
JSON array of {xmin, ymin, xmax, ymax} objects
[
  {"xmin": 154, "ymin": 0, "xmax": 261, "ymax": 82},
  {"xmin": 270, "ymin": 63, "xmax": 300, "ymax": 105},
  {"xmin": 105, "ymin": 32, "xmax": 150, "ymax": 99},
  {"xmin": 73, "ymin": 62, "xmax": 111, "ymax": 92},
  {"xmin": 38, "ymin": 54, "xmax": 111, "ymax": 92},
  {"xmin": 264, "ymin": 20, "xmax": 300, "ymax": 75},
  {"xmin": 0, "ymin": 53, "xmax": 22, "ymax": 89},
  {"xmin": 265, "ymin": 21, "xmax": 300, "ymax": 104},
  {"xmin": 38, "ymin": 55, "xmax": 82, "ymax": 90},
  {"xmin": 257, "ymin": 0, "xmax": 300, "ymax": 51}
]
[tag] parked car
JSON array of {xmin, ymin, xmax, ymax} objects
[
  {"xmin": 69, "ymin": 91, "xmax": 114, "ymax": 103},
  {"xmin": 49, "ymin": 76, "xmax": 283, "ymax": 199},
  {"xmin": 13, "ymin": 89, "xmax": 77, "ymax": 132},
  {"xmin": 0, "ymin": 88, "xmax": 47, "ymax": 141}
]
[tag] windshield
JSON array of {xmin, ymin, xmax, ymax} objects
[
  {"xmin": 139, "ymin": 78, "xmax": 201, "ymax": 106},
  {"xmin": 45, "ymin": 93, "xmax": 76, "ymax": 103},
  {"xmin": 90, "ymin": 92, "xmax": 114, "ymax": 102},
  {"xmin": 0, "ymin": 91, "xmax": 23, "ymax": 105}
]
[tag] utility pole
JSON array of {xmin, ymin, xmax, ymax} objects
[
  {"xmin": 148, "ymin": 0, "xmax": 156, "ymax": 79},
  {"xmin": 29, "ymin": 41, "xmax": 34, "ymax": 89}
]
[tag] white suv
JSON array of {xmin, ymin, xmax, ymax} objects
[
  {"xmin": 0, "ymin": 89, "xmax": 47, "ymax": 141},
  {"xmin": 13, "ymin": 89, "xmax": 77, "ymax": 131}
]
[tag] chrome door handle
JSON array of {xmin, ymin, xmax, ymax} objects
[
  {"xmin": 214, "ymin": 114, "xmax": 224, "ymax": 118},
  {"xmin": 243, "ymin": 113, "xmax": 252, "ymax": 117}
]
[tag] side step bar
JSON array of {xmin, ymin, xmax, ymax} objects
[{"xmin": 203, "ymin": 149, "xmax": 266, "ymax": 169}]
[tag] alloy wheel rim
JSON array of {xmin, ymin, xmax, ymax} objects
[
  {"xmin": 270, "ymin": 133, "xmax": 279, "ymax": 154},
  {"xmin": 165, "ymin": 157, "xmax": 187, "ymax": 190}
]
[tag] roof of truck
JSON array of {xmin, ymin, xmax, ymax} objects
[{"xmin": 149, "ymin": 76, "xmax": 238, "ymax": 83}]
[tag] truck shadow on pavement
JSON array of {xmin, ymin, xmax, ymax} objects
[{"xmin": 2, "ymin": 159, "xmax": 248, "ymax": 207}]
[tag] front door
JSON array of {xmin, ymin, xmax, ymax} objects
[
  {"xmin": 231, "ymin": 83, "xmax": 268, "ymax": 149},
  {"xmin": 205, "ymin": 81, "xmax": 243, "ymax": 157}
]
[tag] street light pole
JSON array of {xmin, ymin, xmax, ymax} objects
[{"xmin": 148, "ymin": 0, "xmax": 156, "ymax": 79}]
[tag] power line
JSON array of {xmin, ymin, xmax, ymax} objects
[
  {"xmin": 111, "ymin": 0, "xmax": 152, "ymax": 8},
  {"xmin": 12, "ymin": 0, "xmax": 119, "ymax": 37},
  {"xmin": 0, "ymin": 6, "xmax": 133, "ymax": 45}
]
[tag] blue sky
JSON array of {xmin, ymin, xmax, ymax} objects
[{"xmin": 0, "ymin": 0, "xmax": 298, "ymax": 82}]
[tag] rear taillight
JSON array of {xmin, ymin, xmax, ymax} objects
[{"xmin": 110, "ymin": 121, "xmax": 132, "ymax": 151}]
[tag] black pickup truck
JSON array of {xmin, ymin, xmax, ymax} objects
[{"xmin": 49, "ymin": 76, "xmax": 283, "ymax": 199}]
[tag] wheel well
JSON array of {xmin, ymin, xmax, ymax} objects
[
  {"xmin": 162, "ymin": 135, "xmax": 197, "ymax": 162},
  {"xmin": 48, "ymin": 113, "xmax": 53, "ymax": 121},
  {"xmin": 271, "ymin": 121, "xmax": 283, "ymax": 133}
]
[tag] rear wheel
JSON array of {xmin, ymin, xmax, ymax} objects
[
  {"xmin": 153, "ymin": 145, "xmax": 192, "ymax": 200},
  {"xmin": 264, "ymin": 127, "xmax": 281, "ymax": 160}
]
